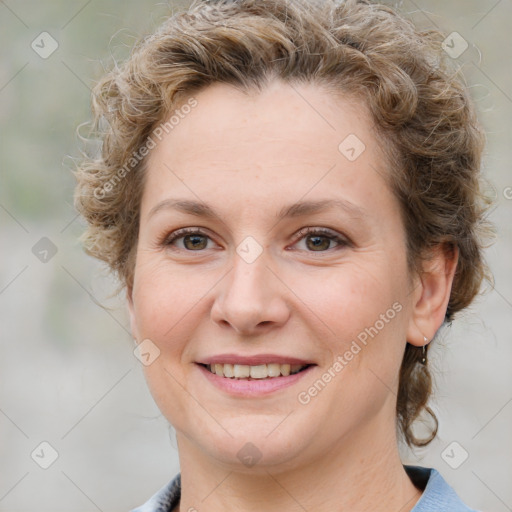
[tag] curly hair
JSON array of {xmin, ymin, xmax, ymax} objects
[{"xmin": 74, "ymin": 0, "xmax": 494, "ymax": 447}]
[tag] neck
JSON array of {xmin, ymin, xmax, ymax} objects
[{"xmin": 175, "ymin": 418, "xmax": 422, "ymax": 512}]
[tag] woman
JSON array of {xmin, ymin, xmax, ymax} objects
[{"xmin": 75, "ymin": 0, "xmax": 493, "ymax": 510}]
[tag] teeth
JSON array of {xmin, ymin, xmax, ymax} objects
[
  {"xmin": 233, "ymin": 364, "xmax": 250, "ymax": 378},
  {"xmin": 223, "ymin": 363, "xmax": 234, "ymax": 378},
  {"xmin": 250, "ymin": 365, "xmax": 267, "ymax": 379},
  {"xmin": 267, "ymin": 363, "xmax": 281, "ymax": 377},
  {"xmin": 206, "ymin": 363, "xmax": 307, "ymax": 379}
]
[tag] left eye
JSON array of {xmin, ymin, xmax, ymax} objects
[
  {"xmin": 163, "ymin": 227, "xmax": 348, "ymax": 252},
  {"xmin": 292, "ymin": 227, "xmax": 348, "ymax": 252}
]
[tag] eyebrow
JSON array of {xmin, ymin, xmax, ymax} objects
[{"xmin": 148, "ymin": 198, "xmax": 368, "ymax": 221}]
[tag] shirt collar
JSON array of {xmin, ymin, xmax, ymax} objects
[
  {"xmin": 405, "ymin": 465, "xmax": 479, "ymax": 512},
  {"xmin": 131, "ymin": 466, "xmax": 479, "ymax": 512}
]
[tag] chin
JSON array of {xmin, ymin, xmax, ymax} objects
[{"xmin": 190, "ymin": 415, "xmax": 321, "ymax": 472}]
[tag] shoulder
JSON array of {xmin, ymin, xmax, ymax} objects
[
  {"xmin": 130, "ymin": 473, "xmax": 181, "ymax": 512},
  {"xmin": 405, "ymin": 465, "xmax": 481, "ymax": 512}
]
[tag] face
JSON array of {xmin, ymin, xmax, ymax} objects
[{"xmin": 128, "ymin": 79, "xmax": 418, "ymax": 472}]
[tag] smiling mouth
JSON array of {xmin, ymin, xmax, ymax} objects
[{"xmin": 200, "ymin": 363, "xmax": 313, "ymax": 379}]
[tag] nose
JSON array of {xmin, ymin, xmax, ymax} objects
[{"xmin": 210, "ymin": 249, "xmax": 290, "ymax": 336}]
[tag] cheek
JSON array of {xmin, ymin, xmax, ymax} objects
[
  {"xmin": 294, "ymin": 259, "xmax": 407, "ymax": 339},
  {"xmin": 299, "ymin": 258, "xmax": 409, "ymax": 401},
  {"xmin": 131, "ymin": 263, "xmax": 205, "ymax": 424},
  {"xmin": 132, "ymin": 258, "xmax": 205, "ymax": 343},
  {"xmin": 294, "ymin": 265, "xmax": 408, "ymax": 424}
]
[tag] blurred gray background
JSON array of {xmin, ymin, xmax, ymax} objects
[{"xmin": 0, "ymin": 1, "xmax": 511, "ymax": 511}]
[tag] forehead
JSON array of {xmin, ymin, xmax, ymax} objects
[{"xmin": 142, "ymin": 79, "xmax": 391, "ymax": 219}]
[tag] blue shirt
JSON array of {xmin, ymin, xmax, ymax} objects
[{"xmin": 131, "ymin": 465, "xmax": 480, "ymax": 512}]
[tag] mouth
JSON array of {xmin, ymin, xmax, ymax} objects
[
  {"xmin": 199, "ymin": 362, "xmax": 313, "ymax": 380},
  {"xmin": 195, "ymin": 354, "xmax": 317, "ymax": 396}
]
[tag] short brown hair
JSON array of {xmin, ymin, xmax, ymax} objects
[{"xmin": 74, "ymin": 0, "xmax": 494, "ymax": 447}]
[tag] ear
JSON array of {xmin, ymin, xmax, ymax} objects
[
  {"xmin": 126, "ymin": 285, "xmax": 140, "ymax": 342},
  {"xmin": 406, "ymin": 244, "xmax": 459, "ymax": 346}
]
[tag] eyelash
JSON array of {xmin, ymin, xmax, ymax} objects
[{"xmin": 162, "ymin": 227, "xmax": 350, "ymax": 253}]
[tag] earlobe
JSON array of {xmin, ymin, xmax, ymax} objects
[{"xmin": 406, "ymin": 244, "xmax": 459, "ymax": 347}]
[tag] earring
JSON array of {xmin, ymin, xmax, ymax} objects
[{"xmin": 421, "ymin": 336, "xmax": 428, "ymax": 365}]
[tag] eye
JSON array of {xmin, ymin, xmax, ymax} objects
[
  {"xmin": 163, "ymin": 227, "xmax": 215, "ymax": 251},
  {"xmin": 291, "ymin": 227, "xmax": 349, "ymax": 252},
  {"xmin": 162, "ymin": 226, "xmax": 350, "ymax": 253}
]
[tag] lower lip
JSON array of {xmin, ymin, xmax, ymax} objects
[{"xmin": 196, "ymin": 364, "xmax": 316, "ymax": 397}]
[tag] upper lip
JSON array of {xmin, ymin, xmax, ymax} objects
[{"xmin": 197, "ymin": 353, "xmax": 316, "ymax": 366}]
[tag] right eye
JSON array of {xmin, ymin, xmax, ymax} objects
[{"xmin": 163, "ymin": 227, "xmax": 216, "ymax": 251}]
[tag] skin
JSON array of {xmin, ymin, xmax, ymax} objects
[{"xmin": 128, "ymin": 79, "xmax": 458, "ymax": 512}]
